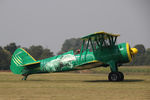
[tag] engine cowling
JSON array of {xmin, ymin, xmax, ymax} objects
[{"xmin": 118, "ymin": 43, "xmax": 138, "ymax": 63}]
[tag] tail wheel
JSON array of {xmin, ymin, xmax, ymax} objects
[
  {"xmin": 118, "ymin": 72, "xmax": 124, "ymax": 81},
  {"xmin": 108, "ymin": 72, "xmax": 120, "ymax": 81},
  {"xmin": 22, "ymin": 74, "xmax": 28, "ymax": 80}
]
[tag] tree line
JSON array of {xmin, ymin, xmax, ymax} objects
[
  {"xmin": 0, "ymin": 38, "xmax": 150, "ymax": 70},
  {"xmin": 0, "ymin": 43, "xmax": 54, "ymax": 70}
]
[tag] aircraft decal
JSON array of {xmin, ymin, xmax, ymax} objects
[{"xmin": 43, "ymin": 54, "xmax": 76, "ymax": 72}]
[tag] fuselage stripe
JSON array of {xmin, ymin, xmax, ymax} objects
[
  {"xmin": 13, "ymin": 57, "xmax": 21, "ymax": 65},
  {"xmin": 15, "ymin": 56, "xmax": 23, "ymax": 64},
  {"xmin": 12, "ymin": 58, "xmax": 18, "ymax": 66},
  {"xmin": 17, "ymin": 56, "xmax": 22, "ymax": 61}
]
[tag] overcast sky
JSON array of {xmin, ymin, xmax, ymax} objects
[{"xmin": 0, "ymin": 0, "xmax": 150, "ymax": 54}]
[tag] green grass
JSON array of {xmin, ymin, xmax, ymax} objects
[
  {"xmin": 0, "ymin": 66, "xmax": 150, "ymax": 100},
  {"xmin": 91, "ymin": 66, "xmax": 150, "ymax": 74}
]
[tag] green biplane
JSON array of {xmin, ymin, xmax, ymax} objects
[{"xmin": 10, "ymin": 31, "xmax": 138, "ymax": 81}]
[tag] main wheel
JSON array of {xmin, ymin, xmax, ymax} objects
[
  {"xmin": 108, "ymin": 72, "xmax": 120, "ymax": 81},
  {"xmin": 118, "ymin": 72, "xmax": 124, "ymax": 81}
]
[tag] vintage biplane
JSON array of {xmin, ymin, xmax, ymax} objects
[{"xmin": 10, "ymin": 32, "xmax": 138, "ymax": 81}]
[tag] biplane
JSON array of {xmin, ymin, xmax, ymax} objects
[{"xmin": 10, "ymin": 32, "xmax": 138, "ymax": 81}]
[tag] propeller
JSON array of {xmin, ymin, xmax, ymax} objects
[
  {"xmin": 126, "ymin": 43, "xmax": 138, "ymax": 62},
  {"xmin": 130, "ymin": 47, "xmax": 138, "ymax": 57}
]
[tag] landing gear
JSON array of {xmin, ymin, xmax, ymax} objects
[
  {"xmin": 108, "ymin": 61, "xmax": 124, "ymax": 82},
  {"xmin": 108, "ymin": 72, "xmax": 124, "ymax": 82},
  {"xmin": 108, "ymin": 72, "xmax": 120, "ymax": 81},
  {"xmin": 118, "ymin": 72, "xmax": 124, "ymax": 81},
  {"xmin": 22, "ymin": 74, "xmax": 28, "ymax": 80}
]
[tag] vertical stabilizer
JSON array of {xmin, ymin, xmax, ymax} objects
[{"xmin": 10, "ymin": 48, "xmax": 36, "ymax": 74}]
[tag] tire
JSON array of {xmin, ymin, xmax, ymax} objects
[
  {"xmin": 22, "ymin": 77, "xmax": 26, "ymax": 80},
  {"xmin": 108, "ymin": 72, "xmax": 120, "ymax": 82},
  {"xmin": 118, "ymin": 72, "xmax": 124, "ymax": 81},
  {"xmin": 22, "ymin": 74, "xmax": 28, "ymax": 80}
]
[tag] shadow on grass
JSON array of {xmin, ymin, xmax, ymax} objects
[
  {"xmin": 24, "ymin": 79, "xmax": 144, "ymax": 83},
  {"xmin": 84, "ymin": 79, "xmax": 144, "ymax": 83},
  {"xmin": 26, "ymin": 79, "xmax": 84, "ymax": 83}
]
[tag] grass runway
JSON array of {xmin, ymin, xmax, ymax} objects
[{"xmin": 0, "ymin": 66, "xmax": 150, "ymax": 100}]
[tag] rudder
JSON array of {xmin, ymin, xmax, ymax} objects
[{"xmin": 10, "ymin": 48, "xmax": 36, "ymax": 74}]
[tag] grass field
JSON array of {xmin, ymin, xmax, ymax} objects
[
  {"xmin": 91, "ymin": 66, "xmax": 150, "ymax": 74},
  {"xmin": 0, "ymin": 66, "xmax": 150, "ymax": 100}
]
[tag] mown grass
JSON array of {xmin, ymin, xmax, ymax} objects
[
  {"xmin": 0, "ymin": 66, "xmax": 150, "ymax": 100},
  {"xmin": 91, "ymin": 66, "xmax": 150, "ymax": 74}
]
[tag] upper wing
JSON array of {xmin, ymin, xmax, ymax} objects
[{"xmin": 81, "ymin": 31, "xmax": 120, "ymax": 41}]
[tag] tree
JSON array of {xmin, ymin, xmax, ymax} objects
[
  {"xmin": 4, "ymin": 42, "xmax": 20, "ymax": 55},
  {"xmin": 134, "ymin": 44, "xmax": 146, "ymax": 56},
  {"xmin": 0, "ymin": 47, "xmax": 11, "ymax": 70},
  {"xmin": 144, "ymin": 48, "xmax": 150, "ymax": 65},
  {"xmin": 146, "ymin": 48, "xmax": 150, "ymax": 55},
  {"xmin": 40, "ymin": 48, "xmax": 54, "ymax": 59},
  {"xmin": 27, "ymin": 45, "xmax": 43, "ymax": 60},
  {"xmin": 58, "ymin": 38, "xmax": 82, "ymax": 55},
  {"xmin": 26, "ymin": 45, "xmax": 54, "ymax": 60}
]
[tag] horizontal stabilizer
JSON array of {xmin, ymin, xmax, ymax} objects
[{"xmin": 21, "ymin": 61, "xmax": 40, "ymax": 68}]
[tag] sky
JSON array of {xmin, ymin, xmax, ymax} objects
[{"xmin": 0, "ymin": 0, "xmax": 150, "ymax": 54}]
